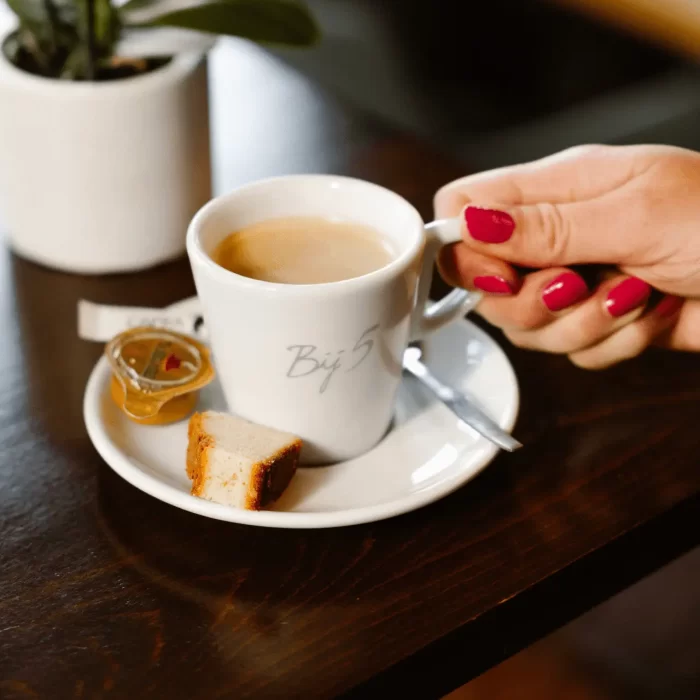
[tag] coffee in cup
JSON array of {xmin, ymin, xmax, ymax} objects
[{"xmin": 211, "ymin": 216, "xmax": 394, "ymax": 285}]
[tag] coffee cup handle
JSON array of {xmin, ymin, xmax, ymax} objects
[{"xmin": 410, "ymin": 217, "xmax": 482, "ymax": 341}]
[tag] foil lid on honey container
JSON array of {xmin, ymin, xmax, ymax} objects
[{"xmin": 105, "ymin": 327, "xmax": 215, "ymax": 425}]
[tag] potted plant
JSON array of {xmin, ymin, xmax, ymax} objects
[{"xmin": 0, "ymin": 0, "xmax": 318, "ymax": 274}]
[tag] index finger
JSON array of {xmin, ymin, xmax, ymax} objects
[{"xmin": 434, "ymin": 144, "xmax": 654, "ymax": 217}]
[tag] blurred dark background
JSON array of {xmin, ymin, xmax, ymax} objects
[{"xmin": 273, "ymin": 0, "xmax": 700, "ymax": 169}]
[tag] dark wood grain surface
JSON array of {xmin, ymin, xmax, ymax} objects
[{"xmin": 1, "ymin": 40, "xmax": 700, "ymax": 700}]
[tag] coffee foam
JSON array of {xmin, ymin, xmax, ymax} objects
[{"xmin": 212, "ymin": 216, "xmax": 394, "ymax": 285}]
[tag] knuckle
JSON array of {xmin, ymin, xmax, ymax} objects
[
  {"xmin": 631, "ymin": 189, "xmax": 657, "ymax": 230},
  {"xmin": 478, "ymin": 299, "xmax": 547, "ymax": 332},
  {"xmin": 434, "ymin": 181, "xmax": 454, "ymax": 204},
  {"xmin": 652, "ymin": 150, "xmax": 689, "ymax": 178},
  {"xmin": 503, "ymin": 328, "xmax": 536, "ymax": 350},
  {"xmin": 545, "ymin": 306, "xmax": 612, "ymax": 354},
  {"xmin": 617, "ymin": 324, "xmax": 652, "ymax": 361},
  {"xmin": 552, "ymin": 332, "xmax": 590, "ymax": 355},
  {"xmin": 562, "ymin": 144, "xmax": 607, "ymax": 160},
  {"xmin": 433, "ymin": 188, "xmax": 450, "ymax": 215},
  {"xmin": 569, "ymin": 352, "xmax": 608, "ymax": 370},
  {"xmin": 569, "ymin": 321, "xmax": 654, "ymax": 369},
  {"xmin": 474, "ymin": 306, "xmax": 501, "ymax": 330},
  {"xmin": 531, "ymin": 203, "xmax": 570, "ymax": 264},
  {"xmin": 547, "ymin": 323, "xmax": 597, "ymax": 355},
  {"xmin": 434, "ymin": 181, "xmax": 468, "ymax": 218},
  {"xmin": 509, "ymin": 306, "xmax": 548, "ymax": 332}
]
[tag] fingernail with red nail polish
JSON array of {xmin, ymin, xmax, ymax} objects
[
  {"xmin": 473, "ymin": 275, "xmax": 518, "ymax": 295},
  {"xmin": 605, "ymin": 278, "xmax": 651, "ymax": 318},
  {"xmin": 655, "ymin": 295, "xmax": 684, "ymax": 318},
  {"xmin": 542, "ymin": 272, "xmax": 588, "ymax": 312},
  {"xmin": 465, "ymin": 206, "xmax": 515, "ymax": 243}
]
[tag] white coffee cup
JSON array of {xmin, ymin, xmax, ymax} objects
[{"xmin": 187, "ymin": 175, "xmax": 479, "ymax": 464}]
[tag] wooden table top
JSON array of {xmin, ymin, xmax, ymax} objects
[{"xmin": 2, "ymin": 40, "xmax": 700, "ymax": 700}]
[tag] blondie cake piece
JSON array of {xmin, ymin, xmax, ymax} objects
[{"xmin": 187, "ymin": 411, "xmax": 301, "ymax": 510}]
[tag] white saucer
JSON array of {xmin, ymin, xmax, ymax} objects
[{"xmin": 84, "ymin": 319, "xmax": 519, "ymax": 529}]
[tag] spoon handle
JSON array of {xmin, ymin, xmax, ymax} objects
[{"xmin": 403, "ymin": 352, "xmax": 522, "ymax": 452}]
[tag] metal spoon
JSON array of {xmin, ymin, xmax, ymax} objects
[{"xmin": 403, "ymin": 346, "xmax": 522, "ymax": 452}]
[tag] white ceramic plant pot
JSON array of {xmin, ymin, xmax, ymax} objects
[{"xmin": 0, "ymin": 37, "xmax": 212, "ymax": 274}]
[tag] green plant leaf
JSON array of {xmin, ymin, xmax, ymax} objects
[
  {"xmin": 134, "ymin": 0, "xmax": 320, "ymax": 47},
  {"xmin": 60, "ymin": 43, "xmax": 88, "ymax": 79},
  {"xmin": 94, "ymin": 0, "xmax": 121, "ymax": 48},
  {"xmin": 119, "ymin": 0, "xmax": 160, "ymax": 13},
  {"xmin": 6, "ymin": 0, "xmax": 48, "ymax": 27}
]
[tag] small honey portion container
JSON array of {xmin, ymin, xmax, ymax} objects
[{"xmin": 105, "ymin": 327, "xmax": 215, "ymax": 425}]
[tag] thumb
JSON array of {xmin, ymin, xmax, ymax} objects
[{"xmin": 455, "ymin": 195, "xmax": 643, "ymax": 268}]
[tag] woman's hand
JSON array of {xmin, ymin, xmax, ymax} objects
[{"xmin": 434, "ymin": 144, "xmax": 700, "ymax": 368}]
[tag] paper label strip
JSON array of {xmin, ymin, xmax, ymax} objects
[{"xmin": 78, "ymin": 297, "xmax": 208, "ymax": 343}]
